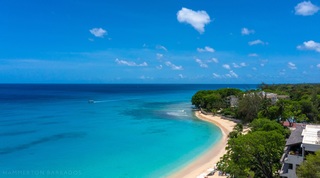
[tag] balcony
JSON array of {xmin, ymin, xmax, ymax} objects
[{"xmin": 284, "ymin": 154, "xmax": 304, "ymax": 165}]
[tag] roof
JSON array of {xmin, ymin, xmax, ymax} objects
[
  {"xmin": 302, "ymin": 125, "xmax": 320, "ymax": 145},
  {"xmin": 286, "ymin": 125, "xmax": 304, "ymax": 146},
  {"xmin": 282, "ymin": 121, "xmax": 297, "ymax": 128}
]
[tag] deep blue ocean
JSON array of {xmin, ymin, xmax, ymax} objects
[{"xmin": 0, "ymin": 84, "xmax": 256, "ymax": 178}]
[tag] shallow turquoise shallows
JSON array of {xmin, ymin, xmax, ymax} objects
[{"xmin": 0, "ymin": 84, "xmax": 255, "ymax": 178}]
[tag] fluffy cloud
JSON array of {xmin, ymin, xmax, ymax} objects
[
  {"xmin": 222, "ymin": 64, "xmax": 231, "ymax": 70},
  {"xmin": 295, "ymin": 1, "xmax": 319, "ymax": 16},
  {"xmin": 115, "ymin": 58, "xmax": 148, "ymax": 67},
  {"xmin": 89, "ymin": 28, "xmax": 107, "ymax": 38},
  {"xmin": 248, "ymin": 39, "xmax": 265, "ymax": 46},
  {"xmin": 288, "ymin": 62, "xmax": 297, "ymax": 69},
  {"xmin": 165, "ymin": 61, "xmax": 183, "ymax": 70},
  {"xmin": 212, "ymin": 73, "xmax": 221, "ymax": 78},
  {"xmin": 260, "ymin": 59, "xmax": 268, "ymax": 67},
  {"xmin": 156, "ymin": 53, "xmax": 163, "ymax": 59},
  {"xmin": 156, "ymin": 65, "xmax": 163, "ymax": 70},
  {"xmin": 156, "ymin": 45, "xmax": 168, "ymax": 51},
  {"xmin": 225, "ymin": 71, "xmax": 238, "ymax": 78},
  {"xmin": 279, "ymin": 69, "xmax": 286, "ymax": 75},
  {"xmin": 317, "ymin": 64, "xmax": 320, "ymax": 68},
  {"xmin": 197, "ymin": 46, "xmax": 215, "ymax": 53},
  {"xmin": 232, "ymin": 62, "xmax": 246, "ymax": 68},
  {"xmin": 229, "ymin": 70, "xmax": 238, "ymax": 78},
  {"xmin": 213, "ymin": 71, "xmax": 238, "ymax": 79},
  {"xmin": 177, "ymin": 7, "xmax": 211, "ymax": 33},
  {"xmin": 297, "ymin": 40, "xmax": 320, "ymax": 52},
  {"xmin": 195, "ymin": 59, "xmax": 208, "ymax": 68},
  {"xmin": 240, "ymin": 62, "xmax": 247, "ymax": 67},
  {"xmin": 241, "ymin": 28, "xmax": 255, "ymax": 35},
  {"xmin": 179, "ymin": 74, "xmax": 184, "ymax": 78},
  {"xmin": 211, "ymin": 58, "xmax": 219, "ymax": 63},
  {"xmin": 232, "ymin": 63, "xmax": 240, "ymax": 68},
  {"xmin": 248, "ymin": 53, "xmax": 258, "ymax": 57},
  {"xmin": 140, "ymin": 75, "xmax": 153, "ymax": 80}
]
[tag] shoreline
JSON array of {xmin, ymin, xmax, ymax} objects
[{"xmin": 168, "ymin": 111, "xmax": 237, "ymax": 178}]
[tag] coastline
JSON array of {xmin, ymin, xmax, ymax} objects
[{"xmin": 169, "ymin": 111, "xmax": 237, "ymax": 178}]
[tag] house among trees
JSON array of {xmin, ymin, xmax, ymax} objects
[
  {"xmin": 279, "ymin": 125, "xmax": 320, "ymax": 178},
  {"xmin": 259, "ymin": 91, "xmax": 290, "ymax": 104},
  {"xmin": 226, "ymin": 95, "xmax": 238, "ymax": 107}
]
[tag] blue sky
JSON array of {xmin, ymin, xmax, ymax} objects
[{"xmin": 1, "ymin": 0, "xmax": 320, "ymax": 84}]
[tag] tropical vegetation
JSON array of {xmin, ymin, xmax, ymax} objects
[{"xmin": 191, "ymin": 83, "xmax": 320, "ymax": 178}]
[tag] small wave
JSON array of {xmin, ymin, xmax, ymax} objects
[{"xmin": 166, "ymin": 110, "xmax": 188, "ymax": 117}]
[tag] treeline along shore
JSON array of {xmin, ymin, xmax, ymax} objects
[{"xmin": 188, "ymin": 83, "xmax": 320, "ymax": 178}]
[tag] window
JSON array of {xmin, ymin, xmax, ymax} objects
[{"xmin": 289, "ymin": 164, "xmax": 293, "ymax": 169}]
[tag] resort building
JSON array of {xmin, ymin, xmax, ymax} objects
[
  {"xmin": 279, "ymin": 125, "xmax": 320, "ymax": 178},
  {"xmin": 226, "ymin": 95, "xmax": 238, "ymax": 108},
  {"xmin": 259, "ymin": 91, "xmax": 289, "ymax": 104}
]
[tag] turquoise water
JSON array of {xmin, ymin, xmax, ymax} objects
[{"xmin": 0, "ymin": 84, "xmax": 255, "ymax": 178}]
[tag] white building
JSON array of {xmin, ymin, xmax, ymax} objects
[{"xmin": 280, "ymin": 125, "xmax": 320, "ymax": 178}]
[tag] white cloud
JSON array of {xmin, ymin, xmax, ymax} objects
[
  {"xmin": 179, "ymin": 74, "xmax": 184, "ymax": 78},
  {"xmin": 195, "ymin": 59, "xmax": 208, "ymax": 68},
  {"xmin": 224, "ymin": 71, "xmax": 239, "ymax": 78},
  {"xmin": 252, "ymin": 67, "xmax": 257, "ymax": 71},
  {"xmin": 297, "ymin": 40, "xmax": 320, "ymax": 52},
  {"xmin": 241, "ymin": 28, "xmax": 255, "ymax": 35},
  {"xmin": 140, "ymin": 75, "xmax": 153, "ymax": 80},
  {"xmin": 156, "ymin": 53, "xmax": 163, "ymax": 59},
  {"xmin": 279, "ymin": 69, "xmax": 286, "ymax": 75},
  {"xmin": 233, "ymin": 62, "xmax": 247, "ymax": 68},
  {"xmin": 288, "ymin": 62, "xmax": 297, "ymax": 69},
  {"xmin": 211, "ymin": 58, "xmax": 219, "ymax": 63},
  {"xmin": 295, "ymin": 1, "xmax": 319, "ymax": 16},
  {"xmin": 156, "ymin": 45, "xmax": 168, "ymax": 51},
  {"xmin": 248, "ymin": 53, "xmax": 258, "ymax": 57},
  {"xmin": 156, "ymin": 65, "xmax": 163, "ymax": 70},
  {"xmin": 233, "ymin": 63, "xmax": 240, "ymax": 68},
  {"xmin": 115, "ymin": 58, "xmax": 148, "ymax": 67},
  {"xmin": 260, "ymin": 59, "xmax": 268, "ymax": 67},
  {"xmin": 197, "ymin": 46, "xmax": 215, "ymax": 53},
  {"xmin": 317, "ymin": 64, "xmax": 320, "ymax": 68},
  {"xmin": 89, "ymin": 28, "xmax": 107, "ymax": 38},
  {"xmin": 248, "ymin": 39, "xmax": 265, "ymax": 46},
  {"xmin": 229, "ymin": 70, "xmax": 238, "ymax": 78},
  {"xmin": 240, "ymin": 62, "xmax": 246, "ymax": 67},
  {"xmin": 222, "ymin": 64, "xmax": 231, "ymax": 70},
  {"xmin": 212, "ymin": 73, "xmax": 221, "ymax": 78},
  {"xmin": 177, "ymin": 7, "xmax": 211, "ymax": 33},
  {"xmin": 165, "ymin": 61, "xmax": 183, "ymax": 70}
]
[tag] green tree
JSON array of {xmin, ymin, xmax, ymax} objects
[
  {"xmin": 297, "ymin": 150, "xmax": 320, "ymax": 178},
  {"xmin": 228, "ymin": 123, "xmax": 243, "ymax": 139},
  {"xmin": 258, "ymin": 105, "xmax": 280, "ymax": 120},
  {"xmin": 236, "ymin": 93, "xmax": 263, "ymax": 123},
  {"xmin": 203, "ymin": 93, "xmax": 223, "ymax": 110},
  {"xmin": 218, "ymin": 131, "xmax": 285, "ymax": 178},
  {"xmin": 250, "ymin": 118, "xmax": 290, "ymax": 137},
  {"xmin": 191, "ymin": 90, "xmax": 206, "ymax": 108}
]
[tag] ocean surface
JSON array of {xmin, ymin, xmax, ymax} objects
[{"xmin": 0, "ymin": 84, "xmax": 256, "ymax": 178}]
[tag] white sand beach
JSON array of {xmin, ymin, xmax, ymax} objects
[{"xmin": 169, "ymin": 111, "xmax": 237, "ymax": 178}]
